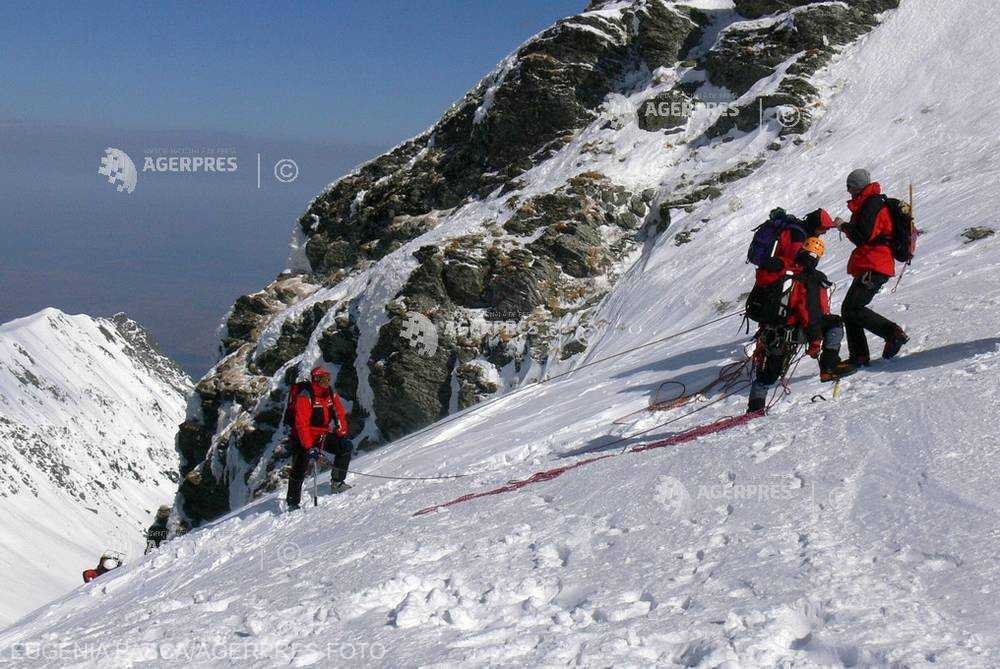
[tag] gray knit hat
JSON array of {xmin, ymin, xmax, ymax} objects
[{"xmin": 846, "ymin": 168, "xmax": 871, "ymax": 190}]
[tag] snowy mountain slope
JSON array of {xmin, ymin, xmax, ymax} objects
[
  {"xmin": 0, "ymin": 309, "xmax": 190, "ymax": 627},
  {"xmin": 175, "ymin": 0, "xmax": 902, "ymax": 525},
  {"xmin": 3, "ymin": 0, "xmax": 1000, "ymax": 666}
]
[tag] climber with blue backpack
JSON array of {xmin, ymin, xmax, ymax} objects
[{"xmin": 744, "ymin": 208, "xmax": 855, "ymax": 413}]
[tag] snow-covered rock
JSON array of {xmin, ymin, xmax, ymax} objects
[{"xmin": 0, "ymin": 309, "xmax": 190, "ymax": 626}]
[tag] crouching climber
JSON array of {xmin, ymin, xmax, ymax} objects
[
  {"xmin": 285, "ymin": 366, "xmax": 353, "ymax": 510},
  {"xmin": 82, "ymin": 553, "xmax": 123, "ymax": 583},
  {"xmin": 746, "ymin": 237, "xmax": 856, "ymax": 413}
]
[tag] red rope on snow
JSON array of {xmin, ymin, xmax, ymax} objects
[{"xmin": 413, "ymin": 410, "xmax": 766, "ymax": 516}]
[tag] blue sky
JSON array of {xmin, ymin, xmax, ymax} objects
[
  {"xmin": 0, "ymin": 0, "xmax": 583, "ymax": 375},
  {"xmin": 2, "ymin": 0, "xmax": 583, "ymax": 143}
]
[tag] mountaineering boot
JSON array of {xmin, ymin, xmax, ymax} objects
[
  {"xmin": 330, "ymin": 482, "xmax": 353, "ymax": 494},
  {"xmin": 286, "ymin": 502, "xmax": 301, "ymax": 512},
  {"xmin": 882, "ymin": 327, "xmax": 909, "ymax": 359},
  {"xmin": 819, "ymin": 350, "xmax": 857, "ymax": 382},
  {"xmin": 847, "ymin": 354, "xmax": 871, "ymax": 368},
  {"xmin": 746, "ymin": 397, "xmax": 766, "ymax": 414}
]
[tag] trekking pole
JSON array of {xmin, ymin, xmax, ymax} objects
[{"xmin": 311, "ymin": 460, "xmax": 319, "ymax": 507}]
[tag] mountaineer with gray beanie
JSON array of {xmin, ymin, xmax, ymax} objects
[{"xmin": 832, "ymin": 169, "xmax": 909, "ymax": 365}]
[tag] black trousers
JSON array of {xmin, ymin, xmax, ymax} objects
[
  {"xmin": 842, "ymin": 272, "xmax": 898, "ymax": 360},
  {"xmin": 286, "ymin": 435, "xmax": 353, "ymax": 506},
  {"xmin": 749, "ymin": 315, "xmax": 844, "ymax": 401}
]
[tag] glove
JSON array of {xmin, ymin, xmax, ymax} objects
[
  {"xmin": 807, "ymin": 340, "xmax": 822, "ymax": 358},
  {"xmin": 306, "ymin": 447, "xmax": 321, "ymax": 462}
]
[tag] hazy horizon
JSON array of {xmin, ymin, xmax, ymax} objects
[{"xmin": 0, "ymin": 1, "xmax": 582, "ymax": 377}]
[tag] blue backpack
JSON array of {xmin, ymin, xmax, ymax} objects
[{"xmin": 747, "ymin": 208, "xmax": 805, "ymax": 267}]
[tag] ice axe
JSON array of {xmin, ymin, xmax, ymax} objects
[{"xmin": 311, "ymin": 460, "xmax": 319, "ymax": 507}]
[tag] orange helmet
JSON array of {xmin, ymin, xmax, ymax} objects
[{"xmin": 801, "ymin": 236, "xmax": 825, "ymax": 258}]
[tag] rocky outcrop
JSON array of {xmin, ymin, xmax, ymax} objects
[
  {"xmin": 961, "ymin": 227, "xmax": 995, "ymax": 243},
  {"xmin": 368, "ymin": 172, "xmax": 648, "ymax": 440},
  {"xmin": 295, "ymin": 3, "xmax": 707, "ymax": 278},
  {"xmin": 700, "ymin": 1, "xmax": 900, "ymax": 138},
  {"xmin": 734, "ymin": 0, "xmax": 898, "ymax": 20},
  {"xmin": 638, "ymin": 89, "xmax": 694, "ymax": 132}
]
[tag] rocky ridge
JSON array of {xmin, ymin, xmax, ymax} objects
[{"xmin": 174, "ymin": 0, "xmax": 900, "ymax": 525}]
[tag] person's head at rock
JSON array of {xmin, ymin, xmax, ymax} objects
[
  {"xmin": 311, "ymin": 366, "xmax": 331, "ymax": 390},
  {"xmin": 846, "ymin": 168, "xmax": 871, "ymax": 198}
]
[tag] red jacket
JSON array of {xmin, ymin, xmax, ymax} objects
[
  {"xmin": 845, "ymin": 182, "xmax": 895, "ymax": 277},
  {"xmin": 787, "ymin": 274, "xmax": 830, "ymax": 341},
  {"xmin": 755, "ymin": 227, "xmax": 804, "ymax": 287},
  {"xmin": 294, "ymin": 383, "xmax": 348, "ymax": 448}
]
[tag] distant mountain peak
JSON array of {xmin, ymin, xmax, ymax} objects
[{"xmin": 0, "ymin": 307, "xmax": 191, "ymax": 625}]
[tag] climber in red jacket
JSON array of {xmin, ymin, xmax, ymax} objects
[
  {"xmin": 834, "ymin": 169, "xmax": 909, "ymax": 365},
  {"xmin": 754, "ymin": 207, "xmax": 837, "ymax": 288},
  {"xmin": 286, "ymin": 366, "xmax": 353, "ymax": 510},
  {"xmin": 82, "ymin": 553, "xmax": 122, "ymax": 583},
  {"xmin": 748, "ymin": 236, "xmax": 856, "ymax": 413}
]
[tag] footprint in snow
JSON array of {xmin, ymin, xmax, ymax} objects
[{"xmin": 531, "ymin": 542, "xmax": 571, "ymax": 569}]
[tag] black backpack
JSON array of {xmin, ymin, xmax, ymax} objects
[
  {"xmin": 280, "ymin": 381, "xmax": 313, "ymax": 427},
  {"xmin": 883, "ymin": 197, "xmax": 917, "ymax": 263},
  {"xmin": 745, "ymin": 276, "xmax": 793, "ymax": 326},
  {"xmin": 866, "ymin": 195, "xmax": 917, "ymax": 263}
]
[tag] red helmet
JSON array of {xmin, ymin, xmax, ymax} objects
[
  {"xmin": 815, "ymin": 208, "xmax": 836, "ymax": 232},
  {"xmin": 310, "ymin": 366, "xmax": 330, "ymax": 380}
]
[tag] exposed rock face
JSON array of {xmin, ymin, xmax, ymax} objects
[
  {"xmin": 638, "ymin": 90, "xmax": 694, "ymax": 132},
  {"xmin": 171, "ymin": 0, "xmax": 898, "ymax": 526},
  {"xmin": 367, "ymin": 172, "xmax": 647, "ymax": 441},
  {"xmin": 222, "ymin": 274, "xmax": 320, "ymax": 355},
  {"xmin": 699, "ymin": 0, "xmax": 899, "ymax": 139},
  {"xmin": 733, "ymin": 0, "xmax": 825, "ymax": 19},
  {"xmin": 961, "ymin": 226, "xmax": 995, "ymax": 243},
  {"xmin": 295, "ymin": 2, "xmax": 706, "ymax": 278},
  {"xmin": 734, "ymin": 0, "xmax": 898, "ymax": 20},
  {"xmin": 108, "ymin": 313, "xmax": 190, "ymax": 395}
]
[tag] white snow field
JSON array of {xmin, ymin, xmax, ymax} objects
[
  {"xmin": 0, "ymin": 309, "xmax": 190, "ymax": 628},
  {"xmin": 3, "ymin": 0, "xmax": 1000, "ymax": 666}
]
